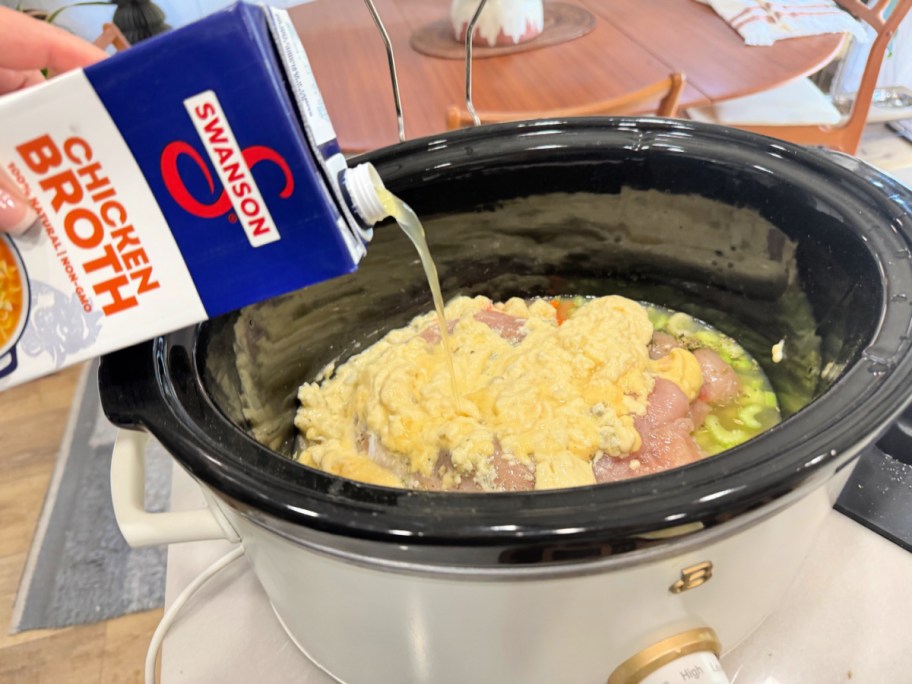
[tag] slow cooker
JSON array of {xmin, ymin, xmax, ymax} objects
[{"xmin": 100, "ymin": 118, "xmax": 912, "ymax": 683}]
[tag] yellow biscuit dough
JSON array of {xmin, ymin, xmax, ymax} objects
[
  {"xmin": 650, "ymin": 347, "xmax": 704, "ymax": 401},
  {"xmin": 295, "ymin": 295, "xmax": 681, "ymax": 491}
]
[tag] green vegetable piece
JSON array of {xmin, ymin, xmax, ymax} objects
[
  {"xmin": 738, "ymin": 403, "xmax": 765, "ymax": 429},
  {"xmin": 665, "ymin": 312, "xmax": 696, "ymax": 337},
  {"xmin": 702, "ymin": 415, "xmax": 748, "ymax": 448}
]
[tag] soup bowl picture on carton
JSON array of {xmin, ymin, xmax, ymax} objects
[
  {"xmin": 0, "ymin": 236, "xmax": 30, "ymax": 378},
  {"xmin": 100, "ymin": 119, "xmax": 912, "ymax": 683}
]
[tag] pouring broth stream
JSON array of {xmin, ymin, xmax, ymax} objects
[{"xmin": 374, "ymin": 185, "xmax": 461, "ymax": 407}]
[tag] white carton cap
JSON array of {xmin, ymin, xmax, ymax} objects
[{"xmin": 343, "ymin": 162, "xmax": 389, "ymax": 226}]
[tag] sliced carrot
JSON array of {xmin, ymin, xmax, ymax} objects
[{"xmin": 554, "ymin": 299, "xmax": 575, "ymax": 326}]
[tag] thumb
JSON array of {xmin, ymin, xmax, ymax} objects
[{"xmin": 0, "ymin": 171, "xmax": 37, "ymax": 236}]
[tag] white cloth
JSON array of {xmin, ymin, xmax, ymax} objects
[
  {"xmin": 686, "ymin": 77, "xmax": 844, "ymax": 125},
  {"xmin": 700, "ymin": 0, "xmax": 870, "ymax": 46}
]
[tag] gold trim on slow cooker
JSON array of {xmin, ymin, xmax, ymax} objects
[
  {"xmin": 607, "ymin": 627, "xmax": 721, "ymax": 684},
  {"xmin": 669, "ymin": 560, "xmax": 713, "ymax": 594}
]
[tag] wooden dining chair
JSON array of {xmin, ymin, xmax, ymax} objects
[
  {"xmin": 687, "ymin": 0, "xmax": 912, "ymax": 155},
  {"xmin": 446, "ymin": 73, "xmax": 686, "ymax": 129},
  {"xmin": 94, "ymin": 22, "xmax": 131, "ymax": 52}
]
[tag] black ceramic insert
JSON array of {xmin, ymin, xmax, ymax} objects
[{"xmin": 837, "ymin": 405, "xmax": 912, "ymax": 552}]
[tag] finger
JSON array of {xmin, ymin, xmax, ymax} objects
[
  {"xmin": 0, "ymin": 7, "xmax": 107, "ymax": 75},
  {"xmin": 0, "ymin": 171, "xmax": 37, "ymax": 237},
  {"xmin": 0, "ymin": 66, "xmax": 44, "ymax": 96}
]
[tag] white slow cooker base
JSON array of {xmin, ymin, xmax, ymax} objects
[
  {"xmin": 161, "ymin": 463, "xmax": 912, "ymax": 683},
  {"xmin": 271, "ymin": 603, "xmax": 345, "ymax": 683}
]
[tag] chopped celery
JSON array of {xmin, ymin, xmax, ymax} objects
[
  {"xmin": 731, "ymin": 357, "xmax": 753, "ymax": 372},
  {"xmin": 665, "ymin": 312, "xmax": 696, "ymax": 337},
  {"xmin": 738, "ymin": 403, "xmax": 765, "ymax": 429},
  {"xmin": 702, "ymin": 415, "xmax": 748, "ymax": 448},
  {"xmin": 649, "ymin": 311, "xmax": 670, "ymax": 331}
]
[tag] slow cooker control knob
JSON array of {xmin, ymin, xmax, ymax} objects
[{"xmin": 607, "ymin": 628, "xmax": 729, "ymax": 684}]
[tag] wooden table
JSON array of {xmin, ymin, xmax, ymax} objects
[
  {"xmin": 0, "ymin": 364, "xmax": 163, "ymax": 682},
  {"xmin": 288, "ymin": 0, "xmax": 844, "ymax": 153}
]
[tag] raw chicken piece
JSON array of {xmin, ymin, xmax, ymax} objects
[
  {"xmin": 694, "ymin": 348, "xmax": 740, "ymax": 404},
  {"xmin": 419, "ymin": 309, "xmax": 528, "ymax": 345},
  {"xmin": 472, "ymin": 309, "xmax": 528, "ymax": 344},
  {"xmin": 649, "ymin": 331, "xmax": 682, "ymax": 360},
  {"xmin": 689, "ymin": 399, "xmax": 712, "ymax": 429},
  {"xmin": 639, "ymin": 378, "xmax": 691, "ymax": 429},
  {"xmin": 412, "ymin": 451, "xmax": 458, "ymax": 491},
  {"xmin": 418, "ymin": 319, "xmax": 458, "ymax": 344},
  {"xmin": 593, "ymin": 378, "xmax": 703, "ymax": 483},
  {"xmin": 412, "ymin": 446, "xmax": 533, "ymax": 492},
  {"xmin": 491, "ymin": 447, "xmax": 534, "ymax": 491}
]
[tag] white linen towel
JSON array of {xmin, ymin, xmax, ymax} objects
[{"xmin": 699, "ymin": 0, "xmax": 870, "ymax": 46}]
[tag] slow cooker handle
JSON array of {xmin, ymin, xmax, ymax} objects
[{"xmin": 111, "ymin": 429, "xmax": 239, "ymax": 547}]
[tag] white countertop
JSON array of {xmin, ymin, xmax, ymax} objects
[{"xmin": 160, "ymin": 462, "xmax": 912, "ymax": 683}]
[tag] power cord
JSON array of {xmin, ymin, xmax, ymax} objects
[{"xmin": 145, "ymin": 546, "xmax": 246, "ymax": 684}]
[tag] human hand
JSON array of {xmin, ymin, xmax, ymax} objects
[{"xmin": 0, "ymin": 7, "xmax": 107, "ymax": 235}]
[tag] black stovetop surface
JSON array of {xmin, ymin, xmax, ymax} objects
[{"xmin": 836, "ymin": 407, "xmax": 912, "ymax": 552}]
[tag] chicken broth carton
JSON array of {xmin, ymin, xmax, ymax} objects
[{"xmin": 0, "ymin": 2, "xmax": 386, "ymax": 390}]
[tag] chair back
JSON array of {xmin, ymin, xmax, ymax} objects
[
  {"xmin": 446, "ymin": 73, "xmax": 686, "ymax": 130},
  {"xmin": 94, "ymin": 23, "xmax": 131, "ymax": 52},
  {"xmin": 834, "ymin": 0, "xmax": 912, "ymax": 144},
  {"xmin": 737, "ymin": 0, "xmax": 911, "ymax": 154}
]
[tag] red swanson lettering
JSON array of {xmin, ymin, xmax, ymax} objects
[
  {"xmin": 200, "ymin": 114, "xmax": 272, "ymax": 234},
  {"xmin": 16, "ymin": 134, "xmax": 159, "ymax": 316},
  {"xmin": 160, "ymin": 103, "xmax": 294, "ymax": 233}
]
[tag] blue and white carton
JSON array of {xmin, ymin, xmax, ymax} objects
[{"xmin": 0, "ymin": 3, "xmax": 384, "ymax": 390}]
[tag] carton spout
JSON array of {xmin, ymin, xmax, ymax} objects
[{"xmin": 343, "ymin": 162, "xmax": 391, "ymax": 227}]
